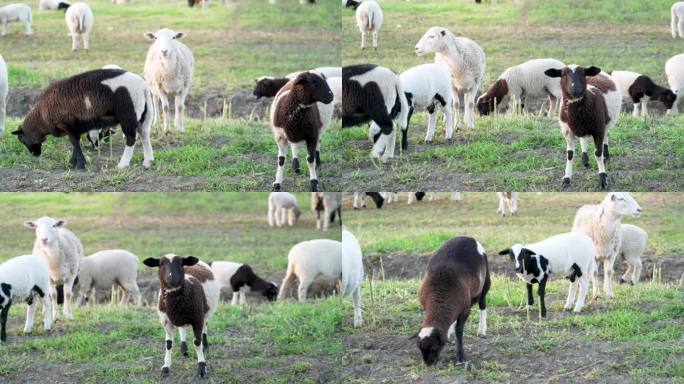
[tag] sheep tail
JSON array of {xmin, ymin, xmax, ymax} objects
[
  {"xmin": 56, "ymin": 285, "xmax": 64, "ymax": 305},
  {"xmin": 77, "ymin": 13, "xmax": 85, "ymax": 33},
  {"xmin": 395, "ymin": 77, "xmax": 409, "ymax": 131},
  {"xmin": 367, "ymin": 9, "xmax": 374, "ymax": 30}
]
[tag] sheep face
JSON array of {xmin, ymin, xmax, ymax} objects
[
  {"xmin": 143, "ymin": 254, "xmax": 199, "ymax": 290},
  {"xmin": 476, "ymin": 79, "xmax": 509, "ymax": 115},
  {"xmin": 498, "ymin": 245, "xmax": 548, "ymax": 283},
  {"xmin": 606, "ymin": 192, "xmax": 642, "ymax": 217},
  {"xmin": 144, "ymin": 29, "xmax": 186, "ymax": 64},
  {"xmin": 0, "ymin": 283, "xmax": 11, "ymax": 310},
  {"xmin": 263, "ymin": 282, "xmax": 279, "ymax": 301},
  {"xmin": 294, "ymin": 72, "xmax": 334, "ymax": 105},
  {"xmin": 544, "ymin": 65, "xmax": 601, "ymax": 99},
  {"xmin": 658, "ymin": 89, "xmax": 678, "ymax": 110},
  {"xmin": 24, "ymin": 217, "xmax": 66, "ymax": 246},
  {"xmin": 11, "ymin": 127, "xmax": 44, "ymax": 157},
  {"xmin": 416, "ymin": 327, "xmax": 444, "ymax": 366},
  {"xmin": 415, "ymin": 27, "xmax": 447, "ymax": 56}
]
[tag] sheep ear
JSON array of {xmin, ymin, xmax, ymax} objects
[
  {"xmin": 585, "ymin": 66, "xmax": 601, "ymax": 77},
  {"xmin": 544, "ymin": 68, "xmax": 562, "ymax": 78},
  {"xmin": 522, "ymin": 248, "xmax": 536, "ymax": 256},
  {"xmin": 182, "ymin": 256, "xmax": 199, "ymax": 266},
  {"xmin": 611, "ymin": 193, "xmax": 617, "ymax": 201},
  {"xmin": 294, "ymin": 75, "xmax": 308, "ymax": 86},
  {"xmin": 174, "ymin": 32, "xmax": 185, "ymax": 39},
  {"xmin": 143, "ymin": 32, "xmax": 156, "ymax": 41},
  {"xmin": 54, "ymin": 219, "xmax": 66, "ymax": 228},
  {"xmin": 440, "ymin": 29, "xmax": 446, "ymax": 36},
  {"xmin": 23, "ymin": 221, "xmax": 36, "ymax": 229},
  {"xmin": 498, "ymin": 249, "xmax": 510, "ymax": 256},
  {"xmin": 143, "ymin": 258, "xmax": 160, "ymax": 268}
]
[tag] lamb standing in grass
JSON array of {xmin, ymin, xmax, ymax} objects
[
  {"xmin": 268, "ymin": 192, "xmax": 302, "ymax": 227},
  {"xmin": 277, "ymin": 239, "xmax": 342, "ymax": 302},
  {"xmin": 609, "ymin": 70, "xmax": 677, "ymax": 116},
  {"xmin": 0, "ymin": 54, "xmax": 7, "ymax": 135},
  {"xmin": 415, "ymin": 26, "xmax": 485, "ymax": 129},
  {"xmin": 665, "ymin": 53, "xmax": 684, "ymax": 113},
  {"xmin": 496, "ymin": 192, "xmax": 518, "ymax": 216},
  {"xmin": 672, "ymin": 2, "xmax": 684, "ymax": 38},
  {"xmin": 0, "ymin": 4, "xmax": 32, "ymax": 36},
  {"xmin": 617, "ymin": 224, "xmax": 647, "ymax": 285},
  {"xmin": 342, "ymin": 228, "xmax": 363, "ymax": 327},
  {"xmin": 345, "ymin": 0, "xmax": 383, "ymax": 50},
  {"xmin": 0, "ymin": 254, "xmax": 52, "ymax": 344},
  {"xmin": 210, "ymin": 261, "xmax": 278, "ymax": 305},
  {"xmin": 65, "ymin": 2, "xmax": 93, "ymax": 51},
  {"xmin": 75, "ymin": 250, "xmax": 141, "ymax": 306}
]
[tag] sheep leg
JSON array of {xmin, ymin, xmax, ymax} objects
[
  {"xmin": 277, "ymin": 269, "xmax": 295, "ymax": 301},
  {"xmin": 68, "ymin": 134, "xmax": 87, "ymax": 169},
  {"xmin": 24, "ymin": 294, "xmax": 36, "ymax": 333},
  {"xmin": 593, "ymin": 135, "xmax": 607, "ymax": 189},
  {"xmin": 273, "ymin": 135, "xmax": 288, "ymax": 191},
  {"xmin": 268, "ymin": 200, "xmax": 275, "ymax": 227},
  {"xmin": 444, "ymin": 99, "xmax": 454, "ymax": 140},
  {"xmin": 297, "ymin": 276, "xmax": 313, "ymax": 302},
  {"xmin": 425, "ymin": 108, "xmax": 438, "ymax": 143},
  {"xmin": 561, "ymin": 127, "xmax": 575, "ymax": 186},
  {"xmin": 603, "ymin": 134, "xmax": 610, "ymax": 162},
  {"xmin": 603, "ymin": 258, "xmax": 614, "ymax": 298},
  {"xmin": 353, "ymin": 287, "xmax": 362, "ymax": 328},
  {"xmin": 117, "ymin": 132, "xmax": 137, "ymax": 169},
  {"xmin": 679, "ymin": 18, "xmax": 684, "ymax": 39},
  {"xmin": 323, "ymin": 206, "xmax": 331, "ymax": 231},
  {"xmin": 547, "ymin": 95, "xmax": 557, "ymax": 118},
  {"xmin": 179, "ymin": 326, "xmax": 189, "ymax": 357},
  {"xmin": 71, "ymin": 32, "xmax": 79, "ymax": 51},
  {"xmin": 574, "ymin": 276, "xmax": 589, "ymax": 312},
  {"xmin": 64, "ymin": 276, "xmax": 76, "ymax": 320},
  {"xmin": 140, "ymin": 123, "xmax": 154, "ymax": 168},
  {"xmin": 239, "ymin": 287, "xmax": 247, "ymax": 305},
  {"xmin": 592, "ymin": 260, "xmax": 600, "ymax": 299},
  {"xmin": 174, "ymin": 93, "xmax": 187, "ymax": 132},
  {"xmin": 452, "ymin": 92, "xmax": 461, "ymax": 130},
  {"xmin": 383, "ymin": 124, "xmax": 397, "ymax": 162},
  {"xmin": 42, "ymin": 291, "xmax": 52, "ymax": 330},
  {"xmin": 641, "ymin": 100, "xmax": 648, "ymax": 117},
  {"xmin": 193, "ymin": 324, "xmax": 208, "ymax": 378},
  {"xmin": 360, "ymin": 31, "xmax": 366, "ymax": 50},
  {"xmin": 564, "ymin": 280, "xmax": 578, "ymax": 310},
  {"xmin": 477, "ymin": 293, "xmax": 487, "ymax": 337},
  {"xmin": 538, "ymin": 277, "xmax": 547, "ymax": 318},
  {"xmin": 306, "ymin": 141, "xmax": 318, "ymax": 192},
  {"xmin": 633, "ymin": 259, "xmax": 642, "ymax": 284},
  {"xmin": 372, "ymin": 30, "xmax": 378, "ymax": 49},
  {"xmin": 202, "ymin": 323, "xmax": 209, "ymax": 352},
  {"xmin": 1, "ymin": 20, "xmax": 7, "ymax": 36},
  {"xmin": 579, "ymin": 137, "xmax": 590, "ymax": 168},
  {"xmin": 526, "ymin": 282, "xmax": 534, "ymax": 307},
  {"xmin": 632, "ymin": 102, "xmax": 640, "ymax": 117},
  {"xmin": 49, "ymin": 284, "xmax": 58, "ymax": 321},
  {"xmin": 161, "ymin": 320, "xmax": 175, "ymax": 375},
  {"xmin": 620, "ymin": 264, "xmax": 633, "ymax": 284},
  {"xmin": 289, "ymin": 142, "xmax": 300, "ymax": 174},
  {"xmin": 230, "ymin": 291, "xmax": 239, "ymax": 305},
  {"xmin": 316, "ymin": 139, "xmax": 322, "ymax": 168},
  {"xmin": 83, "ymin": 32, "xmax": 89, "ymax": 51},
  {"xmin": 673, "ymin": 16, "xmax": 679, "ymax": 38},
  {"xmin": 24, "ymin": 20, "xmax": 32, "ymax": 36},
  {"xmin": 463, "ymin": 91, "xmax": 476, "ymax": 129},
  {"xmin": 455, "ymin": 313, "xmax": 468, "ymax": 363},
  {"xmin": 0, "ymin": 303, "xmax": 9, "ymax": 343},
  {"xmin": 0, "ymin": 93, "xmax": 6, "ymax": 134},
  {"xmin": 159, "ymin": 94, "xmax": 171, "ymax": 133}
]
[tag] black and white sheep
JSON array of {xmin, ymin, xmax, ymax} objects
[
  {"xmin": 0, "ymin": 4, "xmax": 32, "ymax": 36},
  {"xmin": 499, "ymin": 232, "xmax": 596, "ymax": 318},
  {"xmin": 209, "ymin": 261, "xmax": 278, "ymax": 305},
  {"xmin": 143, "ymin": 255, "xmax": 220, "ymax": 379},
  {"xmin": 415, "ymin": 236, "xmax": 490, "ymax": 365},
  {"xmin": 352, "ymin": 192, "xmax": 384, "ymax": 209},
  {"xmin": 271, "ymin": 71, "xmax": 334, "ymax": 192},
  {"xmin": 544, "ymin": 66, "xmax": 621, "ymax": 189},
  {"xmin": 345, "ymin": 0, "xmax": 383, "ymax": 50},
  {"xmin": 0, "ymin": 254, "xmax": 52, "ymax": 344},
  {"xmin": 342, "ymin": 64, "xmax": 409, "ymax": 162},
  {"xmin": 75, "ymin": 250, "xmax": 141, "ymax": 306},
  {"xmin": 0, "ymin": 54, "xmax": 6, "ymax": 136},
  {"xmin": 277, "ymin": 239, "xmax": 342, "ymax": 302},
  {"xmin": 268, "ymin": 192, "xmax": 302, "ymax": 227},
  {"xmin": 312, "ymin": 192, "xmax": 342, "ymax": 231},
  {"xmin": 665, "ymin": 53, "xmax": 684, "ymax": 113},
  {"xmin": 609, "ymin": 70, "xmax": 677, "ymax": 116},
  {"xmin": 65, "ymin": 3, "xmax": 93, "ymax": 51},
  {"xmin": 12, "ymin": 68, "xmax": 154, "ymax": 169}
]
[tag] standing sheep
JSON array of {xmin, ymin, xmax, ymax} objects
[
  {"xmin": 24, "ymin": 217, "xmax": 83, "ymax": 321},
  {"xmin": 415, "ymin": 26, "xmax": 485, "ymax": 129},
  {"xmin": 609, "ymin": 70, "xmax": 677, "ymax": 116},
  {"xmin": 268, "ymin": 192, "xmax": 302, "ymax": 227},
  {"xmin": 277, "ymin": 239, "xmax": 342, "ymax": 302},
  {"xmin": 672, "ymin": 2, "xmax": 684, "ymax": 38},
  {"xmin": 342, "ymin": 228, "xmax": 363, "ymax": 327},
  {"xmin": 65, "ymin": 3, "xmax": 93, "ymax": 51},
  {"xmin": 665, "ymin": 53, "xmax": 684, "ymax": 113},
  {"xmin": 617, "ymin": 224, "xmax": 647, "ymax": 285},
  {"xmin": 0, "ymin": 4, "xmax": 32, "ymax": 36},
  {"xmin": 572, "ymin": 192, "xmax": 642, "ymax": 298},
  {"xmin": 210, "ymin": 261, "xmax": 278, "ymax": 305},
  {"xmin": 496, "ymin": 192, "xmax": 518, "ymax": 216},
  {"xmin": 0, "ymin": 54, "xmax": 7, "ymax": 136},
  {"xmin": 75, "ymin": 250, "xmax": 141, "ymax": 306},
  {"xmin": 312, "ymin": 192, "xmax": 342, "ymax": 231},
  {"xmin": 345, "ymin": 0, "xmax": 383, "ymax": 50},
  {"xmin": 144, "ymin": 28, "xmax": 195, "ymax": 133}
]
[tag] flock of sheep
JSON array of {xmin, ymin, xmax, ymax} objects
[{"xmin": 342, "ymin": 1, "xmax": 684, "ymax": 190}]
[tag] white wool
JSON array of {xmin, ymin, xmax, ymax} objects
[
  {"xmin": 597, "ymin": 71, "xmax": 622, "ymax": 132},
  {"xmin": 75, "ymin": 250, "xmax": 140, "ymax": 306},
  {"xmin": 0, "ymin": 4, "xmax": 32, "ymax": 36},
  {"xmin": 209, "ymin": 261, "xmax": 242, "ymax": 291},
  {"xmin": 286, "ymin": 67, "xmax": 342, "ymax": 80},
  {"xmin": 268, "ymin": 192, "xmax": 301, "ymax": 227},
  {"xmin": 342, "ymin": 228, "xmax": 364, "ymax": 327},
  {"xmin": 617, "ymin": 224, "xmax": 647, "ymax": 284},
  {"xmin": 665, "ymin": 53, "xmax": 684, "ymax": 113},
  {"xmin": 609, "ymin": 70, "xmax": 641, "ymax": 102},
  {"xmin": 327, "ymin": 76, "xmax": 342, "ymax": 109},
  {"xmin": 672, "ymin": 2, "xmax": 684, "ymax": 38},
  {"xmin": 277, "ymin": 239, "xmax": 342, "ymax": 302},
  {"xmin": 0, "ymin": 54, "xmax": 7, "ymax": 135},
  {"xmin": 496, "ymin": 192, "xmax": 518, "ymax": 216},
  {"xmin": 355, "ymin": 1, "xmax": 383, "ymax": 49},
  {"xmin": 65, "ymin": 3, "xmax": 92, "ymax": 51}
]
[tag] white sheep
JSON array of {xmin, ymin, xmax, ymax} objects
[
  {"xmin": 342, "ymin": 228, "xmax": 363, "ymax": 327},
  {"xmin": 0, "ymin": 4, "xmax": 32, "ymax": 36},
  {"xmin": 268, "ymin": 192, "xmax": 302, "ymax": 227},
  {"xmin": 144, "ymin": 28, "xmax": 195, "ymax": 132},
  {"xmin": 39, "ymin": 0, "xmax": 69, "ymax": 10},
  {"xmin": 24, "ymin": 216, "xmax": 83, "ymax": 320},
  {"xmin": 496, "ymin": 192, "xmax": 518, "ymax": 216},
  {"xmin": 665, "ymin": 53, "xmax": 684, "ymax": 113},
  {"xmin": 617, "ymin": 224, "xmax": 647, "ymax": 285},
  {"xmin": 75, "ymin": 250, "xmax": 141, "ymax": 306},
  {"xmin": 572, "ymin": 192, "xmax": 642, "ymax": 298},
  {"xmin": 0, "ymin": 254, "xmax": 52, "ymax": 344},
  {"xmin": 345, "ymin": 0, "xmax": 383, "ymax": 50},
  {"xmin": 65, "ymin": 2, "xmax": 93, "ymax": 51},
  {"xmin": 0, "ymin": 54, "xmax": 7, "ymax": 136},
  {"xmin": 672, "ymin": 2, "xmax": 684, "ymax": 38},
  {"xmin": 277, "ymin": 239, "xmax": 342, "ymax": 302},
  {"xmin": 415, "ymin": 26, "xmax": 485, "ymax": 129}
]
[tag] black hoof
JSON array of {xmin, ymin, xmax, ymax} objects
[
  {"xmin": 598, "ymin": 172, "xmax": 608, "ymax": 189},
  {"xmin": 310, "ymin": 179, "xmax": 319, "ymax": 192},
  {"xmin": 197, "ymin": 362, "xmax": 207, "ymax": 378},
  {"xmin": 161, "ymin": 367, "xmax": 170, "ymax": 377},
  {"xmin": 272, "ymin": 183, "xmax": 281, "ymax": 191},
  {"xmin": 581, "ymin": 152, "xmax": 590, "ymax": 168},
  {"xmin": 292, "ymin": 158, "xmax": 300, "ymax": 174},
  {"xmin": 562, "ymin": 177, "xmax": 571, "ymax": 188},
  {"xmin": 180, "ymin": 341, "xmax": 189, "ymax": 357}
]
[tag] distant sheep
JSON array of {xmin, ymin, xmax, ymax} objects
[
  {"xmin": 672, "ymin": 2, "xmax": 684, "ymax": 38},
  {"xmin": 610, "ymin": 71, "xmax": 677, "ymax": 116},
  {"xmin": 75, "ymin": 250, "xmax": 141, "ymax": 306},
  {"xmin": 277, "ymin": 239, "xmax": 342, "ymax": 302},
  {"xmin": 268, "ymin": 192, "xmax": 302, "ymax": 227},
  {"xmin": 352, "ymin": 192, "xmax": 384, "ymax": 209},
  {"xmin": 312, "ymin": 192, "xmax": 342, "ymax": 231},
  {"xmin": 665, "ymin": 53, "xmax": 684, "ymax": 113},
  {"xmin": 496, "ymin": 192, "xmax": 518, "ymax": 216},
  {"xmin": 0, "ymin": 54, "xmax": 7, "ymax": 136},
  {"xmin": 618, "ymin": 224, "xmax": 647, "ymax": 285},
  {"xmin": 342, "ymin": 228, "xmax": 363, "ymax": 327},
  {"xmin": 346, "ymin": 0, "xmax": 383, "ymax": 50},
  {"xmin": 65, "ymin": 3, "xmax": 93, "ymax": 51},
  {"xmin": 0, "ymin": 4, "xmax": 32, "ymax": 36},
  {"xmin": 39, "ymin": 0, "xmax": 70, "ymax": 10},
  {"xmin": 210, "ymin": 261, "xmax": 278, "ymax": 305}
]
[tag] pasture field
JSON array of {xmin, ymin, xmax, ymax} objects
[
  {"xmin": 0, "ymin": 0, "xmax": 341, "ymax": 191},
  {"xmin": 0, "ymin": 192, "xmax": 344, "ymax": 383},
  {"xmin": 341, "ymin": 0, "xmax": 684, "ymax": 191},
  {"xmin": 342, "ymin": 192, "xmax": 684, "ymax": 383}
]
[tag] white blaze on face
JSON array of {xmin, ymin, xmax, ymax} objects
[{"xmin": 418, "ymin": 326, "xmax": 434, "ymax": 339}]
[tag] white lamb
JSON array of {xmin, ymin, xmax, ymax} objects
[
  {"xmin": 617, "ymin": 224, "xmax": 647, "ymax": 285},
  {"xmin": 415, "ymin": 26, "xmax": 486, "ymax": 129},
  {"xmin": 672, "ymin": 2, "xmax": 684, "ymax": 38},
  {"xmin": 144, "ymin": 28, "xmax": 195, "ymax": 132},
  {"xmin": 0, "ymin": 54, "xmax": 7, "ymax": 135},
  {"xmin": 75, "ymin": 250, "xmax": 141, "ymax": 306},
  {"xmin": 342, "ymin": 228, "xmax": 363, "ymax": 327},
  {"xmin": 65, "ymin": 2, "xmax": 93, "ymax": 51},
  {"xmin": 496, "ymin": 192, "xmax": 518, "ymax": 216},
  {"xmin": 572, "ymin": 192, "xmax": 642, "ymax": 298},
  {"xmin": 0, "ymin": 254, "xmax": 52, "ymax": 344},
  {"xmin": 277, "ymin": 239, "xmax": 342, "ymax": 302},
  {"xmin": 350, "ymin": 0, "xmax": 383, "ymax": 50},
  {"xmin": 665, "ymin": 53, "xmax": 684, "ymax": 113},
  {"xmin": 0, "ymin": 4, "xmax": 32, "ymax": 36},
  {"xmin": 24, "ymin": 216, "xmax": 83, "ymax": 320},
  {"xmin": 268, "ymin": 192, "xmax": 302, "ymax": 227}
]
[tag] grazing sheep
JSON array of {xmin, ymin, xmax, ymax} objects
[
  {"xmin": 75, "ymin": 250, "xmax": 141, "ymax": 307},
  {"xmin": 209, "ymin": 261, "xmax": 278, "ymax": 305},
  {"xmin": 277, "ymin": 239, "xmax": 342, "ymax": 302},
  {"xmin": 0, "ymin": 54, "xmax": 7, "ymax": 136},
  {"xmin": 0, "ymin": 4, "xmax": 32, "ymax": 36},
  {"xmin": 477, "ymin": 58, "xmax": 565, "ymax": 117},
  {"xmin": 353, "ymin": 192, "xmax": 384, "ymax": 209},
  {"xmin": 12, "ymin": 69, "xmax": 154, "ymax": 169},
  {"xmin": 672, "ymin": 2, "xmax": 684, "ymax": 38},
  {"xmin": 312, "ymin": 192, "xmax": 342, "ymax": 231},
  {"xmin": 268, "ymin": 192, "xmax": 302, "ymax": 227},
  {"xmin": 65, "ymin": 3, "xmax": 93, "ymax": 51},
  {"xmin": 143, "ymin": 255, "xmax": 219, "ymax": 378},
  {"xmin": 665, "ymin": 53, "xmax": 684, "ymax": 113},
  {"xmin": 544, "ymin": 66, "xmax": 621, "ymax": 189},
  {"xmin": 415, "ymin": 236, "xmax": 490, "ymax": 365},
  {"xmin": 415, "ymin": 27, "xmax": 485, "ymax": 129},
  {"xmin": 572, "ymin": 192, "xmax": 642, "ymax": 298},
  {"xmin": 0, "ymin": 254, "xmax": 52, "ymax": 344},
  {"xmin": 39, "ymin": 0, "xmax": 70, "ymax": 10},
  {"xmin": 144, "ymin": 28, "xmax": 195, "ymax": 133},
  {"xmin": 345, "ymin": 0, "xmax": 383, "ymax": 50},
  {"xmin": 342, "ymin": 64, "xmax": 409, "ymax": 162},
  {"xmin": 609, "ymin": 71, "xmax": 677, "ymax": 116},
  {"xmin": 271, "ymin": 72, "xmax": 334, "ymax": 192},
  {"xmin": 24, "ymin": 217, "xmax": 83, "ymax": 321},
  {"xmin": 618, "ymin": 224, "xmax": 647, "ymax": 285},
  {"xmin": 499, "ymin": 232, "xmax": 596, "ymax": 317},
  {"xmin": 342, "ymin": 228, "xmax": 363, "ymax": 327},
  {"xmin": 496, "ymin": 192, "xmax": 518, "ymax": 216}
]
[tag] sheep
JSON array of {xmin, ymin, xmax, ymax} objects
[
  {"xmin": 342, "ymin": 64, "xmax": 409, "ymax": 162},
  {"xmin": 65, "ymin": 3, "xmax": 92, "ymax": 51},
  {"xmin": 544, "ymin": 66, "xmax": 621, "ymax": 189},
  {"xmin": 617, "ymin": 224, "xmax": 647, "ymax": 285},
  {"xmin": 414, "ymin": 236, "xmax": 490, "ymax": 365},
  {"xmin": 39, "ymin": 0, "xmax": 70, "ymax": 10},
  {"xmin": 268, "ymin": 192, "xmax": 302, "ymax": 227},
  {"xmin": 277, "ymin": 239, "xmax": 342, "ymax": 302},
  {"xmin": 143, "ymin": 255, "xmax": 220, "ymax": 378},
  {"xmin": 271, "ymin": 72, "xmax": 334, "ymax": 192},
  {"xmin": 572, "ymin": 192, "xmax": 642, "ymax": 298},
  {"xmin": 345, "ymin": 0, "xmax": 383, "ymax": 50},
  {"xmin": 477, "ymin": 58, "xmax": 565, "ymax": 117},
  {"xmin": 609, "ymin": 71, "xmax": 677, "ymax": 116},
  {"xmin": 0, "ymin": 54, "xmax": 7, "ymax": 136},
  {"xmin": 665, "ymin": 53, "xmax": 684, "ymax": 114},
  {"xmin": 254, "ymin": 67, "xmax": 341, "ymax": 99},
  {"xmin": 353, "ymin": 192, "xmax": 384, "ymax": 209},
  {"xmin": 496, "ymin": 192, "xmax": 518, "ymax": 216},
  {"xmin": 0, "ymin": 254, "xmax": 52, "ymax": 344},
  {"xmin": 415, "ymin": 27, "xmax": 485, "ymax": 130},
  {"xmin": 12, "ymin": 68, "xmax": 154, "ymax": 169},
  {"xmin": 499, "ymin": 232, "xmax": 596, "ymax": 318},
  {"xmin": 312, "ymin": 192, "xmax": 342, "ymax": 231},
  {"xmin": 209, "ymin": 261, "xmax": 278, "ymax": 305},
  {"xmin": 24, "ymin": 217, "xmax": 83, "ymax": 321},
  {"xmin": 188, "ymin": 0, "xmax": 207, "ymax": 8},
  {"xmin": 342, "ymin": 228, "xmax": 363, "ymax": 327},
  {"xmin": 672, "ymin": 2, "xmax": 684, "ymax": 38},
  {"xmin": 0, "ymin": 4, "xmax": 32, "ymax": 36},
  {"xmin": 144, "ymin": 28, "xmax": 195, "ymax": 133},
  {"xmin": 75, "ymin": 250, "xmax": 141, "ymax": 307}
]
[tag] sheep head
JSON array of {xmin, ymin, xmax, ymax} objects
[
  {"xmin": 415, "ymin": 27, "xmax": 450, "ymax": 56},
  {"xmin": 544, "ymin": 65, "xmax": 601, "ymax": 100},
  {"xmin": 293, "ymin": 72, "xmax": 334, "ymax": 105},
  {"xmin": 415, "ymin": 327, "xmax": 444, "ymax": 366},
  {"xmin": 24, "ymin": 217, "xmax": 66, "ymax": 247},
  {"xmin": 605, "ymin": 192, "xmax": 642, "ymax": 218},
  {"xmin": 144, "ymin": 28, "xmax": 185, "ymax": 63},
  {"xmin": 143, "ymin": 254, "xmax": 199, "ymax": 291}
]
